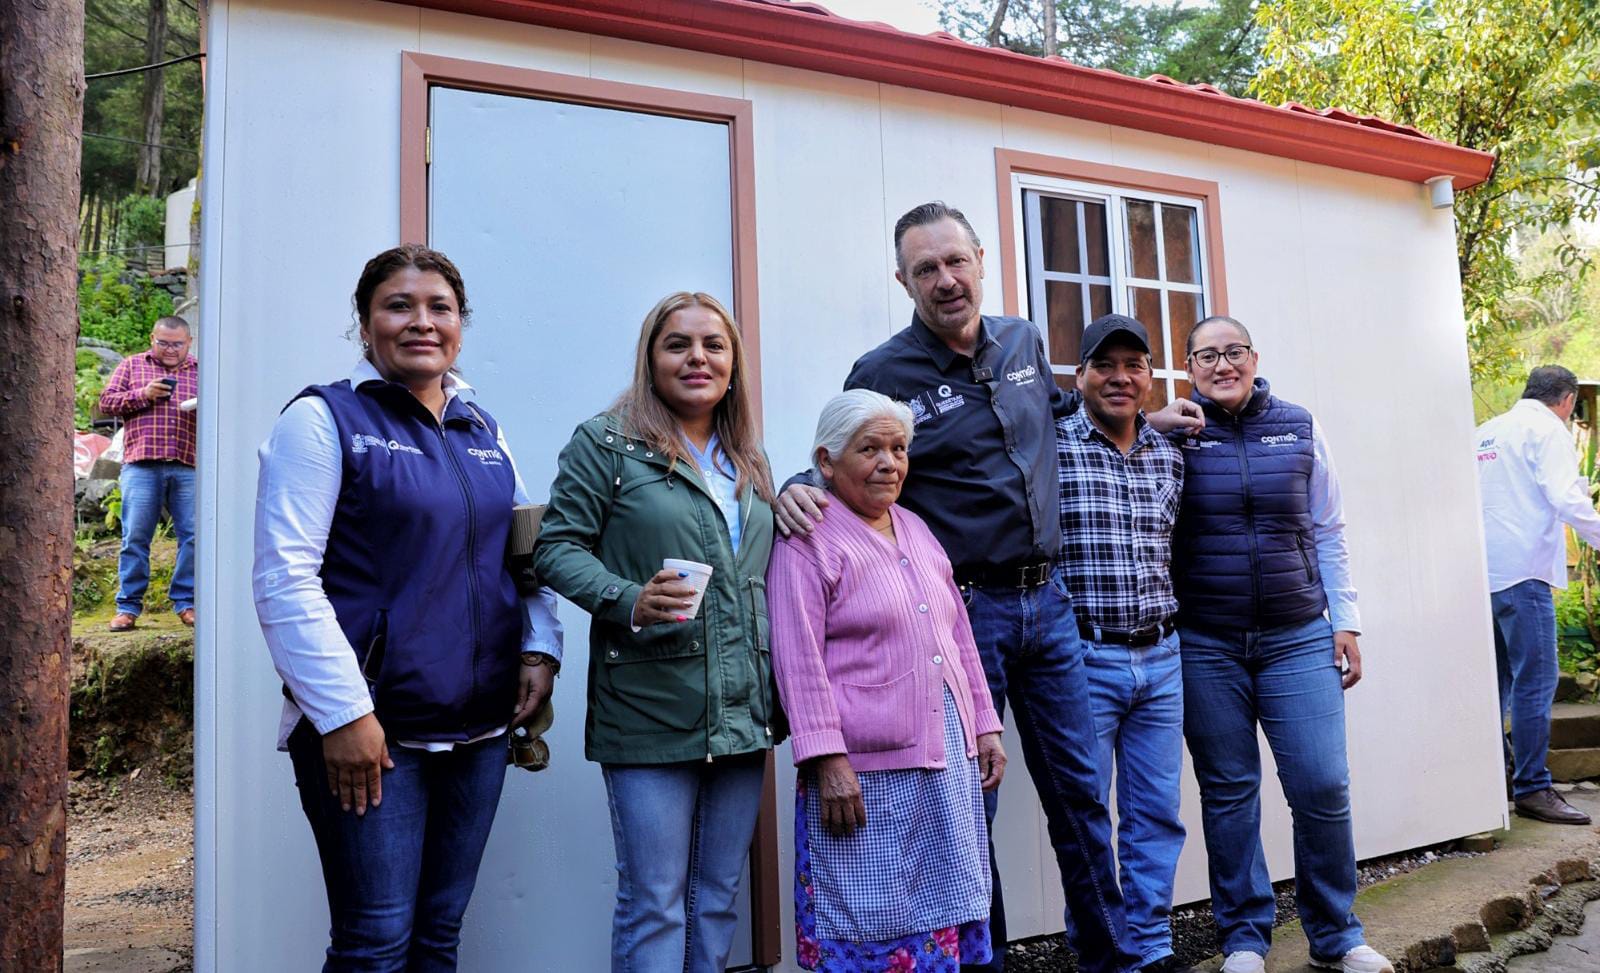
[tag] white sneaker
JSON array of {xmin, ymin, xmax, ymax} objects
[
  {"xmin": 1309, "ymin": 945, "xmax": 1394, "ymax": 973},
  {"xmin": 1221, "ymin": 952, "xmax": 1265, "ymax": 973}
]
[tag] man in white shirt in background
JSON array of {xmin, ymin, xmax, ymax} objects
[{"xmin": 1476, "ymin": 364, "xmax": 1600, "ymax": 825}]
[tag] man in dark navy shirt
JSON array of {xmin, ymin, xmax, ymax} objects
[{"xmin": 778, "ymin": 202, "xmax": 1201, "ymax": 973}]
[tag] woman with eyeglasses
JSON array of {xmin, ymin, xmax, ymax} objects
[{"xmin": 1173, "ymin": 316, "xmax": 1391, "ymax": 973}]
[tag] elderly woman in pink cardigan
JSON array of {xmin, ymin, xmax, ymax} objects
[{"xmin": 768, "ymin": 388, "xmax": 1007, "ymax": 973}]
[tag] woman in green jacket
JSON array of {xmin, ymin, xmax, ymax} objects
[{"xmin": 534, "ymin": 291, "xmax": 780, "ymax": 973}]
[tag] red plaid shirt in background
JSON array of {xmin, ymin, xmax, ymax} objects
[{"xmin": 98, "ymin": 351, "xmax": 199, "ymax": 466}]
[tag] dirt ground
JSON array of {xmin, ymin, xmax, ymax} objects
[{"xmin": 65, "ymin": 775, "xmax": 193, "ymax": 973}]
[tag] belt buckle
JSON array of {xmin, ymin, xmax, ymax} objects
[{"xmin": 1018, "ymin": 563, "xmax": 1049, "ymax": 588}]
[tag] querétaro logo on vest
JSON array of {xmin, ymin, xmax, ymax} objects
[
  {"xmin": 351, "ymin": 433, "xmax": 423, "ymax": 455},
  {"xmin": 1260, "ymin": 433, "xmax": 1300, "ymax": 447}
]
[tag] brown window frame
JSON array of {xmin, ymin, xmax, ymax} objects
[{"xmin": 994, "ymin": 148, "xmax": 1230, "ymax": 406}]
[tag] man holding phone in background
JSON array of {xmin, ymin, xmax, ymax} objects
[{"xmin": 98, "ymin": 316, "xmax": 199, "ymax": 631}]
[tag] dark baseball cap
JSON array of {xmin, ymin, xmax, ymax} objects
[{"xmin": 1080, "ymin": 314, "xmax": 1151, "ymax": 362}]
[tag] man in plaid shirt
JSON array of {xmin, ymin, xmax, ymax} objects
[
  {"xmin": 98, "ymin": 316, "xmax": 199, "ymax": 631},
  {"xmin": 1055, "ymin": 314, "xmax": 1188, "ymax": 973}
]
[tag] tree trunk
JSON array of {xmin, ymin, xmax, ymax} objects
[
  {"xmin": 0, "ymin": 0, "xmax": 84, "ymax": 967},
  {"xmin": 135, "ymin": 0, "xmax": 167, "ymax": 193},
  {"xmin": 1042, "ymin": 0, "xmax": 1058, "ymax": 57},
  {"xmin": 983, "ymin": 0, "xmax": 1011, "ymax": 47}
]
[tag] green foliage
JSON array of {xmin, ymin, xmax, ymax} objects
[
  {"xmin": 116, "ymin": 193, "xmax": 165, "ymax": 248},
  {"xmin": 78, "ymin": 254, "xmax": 174, "ymax": 354},
  {"xmin": 104, "ymin": 482, "xmax": 123, "ymax": 533},
  {"xmin": 939, "ymin": 0, "xmax": 1264, "ymax": 96},
  {"xmin": 1470, "ymin": 232, "xmax": 1600, "ymax": 421},
  {"xmin": 1250, "ymin": 0, "xmax": 1600, "ymax": 382},
  {"xmin": 75, "ymin": 349, "xmax": 111, "ymax": 429},
  {"xmin": 83, "ymin": 0, "xmax": 203, "ymax": 200},
  {"xmin": 1555, "ymin": 582, "xmax": 1598, "ymax": 673}
]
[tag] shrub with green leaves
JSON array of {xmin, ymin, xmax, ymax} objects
[
  {"xmin": 78, "ymin": 255, "xmax": 175, "ymax": 355},
  {"xmin": 75, "ymin": 349, "xmax": 111, "ymax": 429}
]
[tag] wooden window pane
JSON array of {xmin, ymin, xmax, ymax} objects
[
  {"xmin": 1040, "ymin": 196, "xmax": 1081, "ymax": 274},
  {"xmin": 1125, "ymin": 200, "xmax": 1159, "ymax": 280},
  {"xmin": 1084, "ymin": 201, "xmax": 1110, "ymax": 276},
  {"xmin": 1175, "ymin": 377, "xmax": 1194, "ymax": 403},
  {"xmin": 1047, "ymin": 280, "xmax": 1085, "ymax": 365},
  {"xmin": 1144, "ymin": 379, "xmax": 1169, "ymax": 412},
  {"xmin": 1162, "ymin": 204, "xmax": 1200, "ymax": 284},
  {"xmin": 1089, "ymin": 284, "xmax": 1112, "ymax": 322},
  {"xmin": 1167, "ymin": 291, "xmax": 1203, "ymax": 368},
  {"xmin": 1054, "ymin": 371, "xmax": 1078, "ymax": 393},
  {"xmin": 1128, "ymin": 286, "xmax": 1166, "ymax": 367}
]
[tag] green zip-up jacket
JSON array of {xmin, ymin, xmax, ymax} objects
[{"xmin": 533, "ymin": 414, "xmax": 784, "ymax": 764}]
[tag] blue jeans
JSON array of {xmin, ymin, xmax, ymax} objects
[
  {"xmin": 1179, "ymin": 616, "xmax": 1363, "ymax": 963},
  {"xmin": 287, "ymin": 719, "xmax": 507, "ymax": 972},
  {"xmin": 115, "ymin": 460, "xmax": 195, "ymax": 616},
  {"xmin": 602, "ymin": 753, "xmax": 766, "ymax": 973},
  {"xmin": 1492, "ymin": 579, "xmax": 1558, "ymax": 798},
  {"xmin": 962, "ymin": 570, "xmax": 1141, "ymax": 973},
  {"xmin": 1080, "ymin": 631, "xmax": 1186, "ymax": 966}
]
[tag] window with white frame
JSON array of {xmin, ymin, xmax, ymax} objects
[{"xmin": 1017, "ymin": 177, "xmax": 1212, "ymax": 409}]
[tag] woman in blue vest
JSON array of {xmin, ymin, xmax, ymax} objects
[
  {"xmin": 252, "ymin": 244, "xmax": 563, "ymax": 972},
  {"xmin": 1174, "ymin": 316, "xmax": 1391, "ymax": 973},
  {"xmin": 534, "ymin": 291, "xmax": 780, "ymax": 973}
]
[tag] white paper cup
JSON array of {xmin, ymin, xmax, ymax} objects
[{"xmin": 662, "ymin": 558, "xmax": 714, "ymax": 619}]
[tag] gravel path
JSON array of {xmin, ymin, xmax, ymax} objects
[{"xmin": 66, "ymin": 775, "xmax": 193, "ymax": 973}]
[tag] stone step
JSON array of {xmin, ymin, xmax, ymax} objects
[
  {"xmin": 1555, "ymin": 670, "xmax": 1599, "ymax": 702},
  {"xmin": 1550, "ymin": 703, "xmax": 1600, "ymax": 749},
  {"xmin": 1547, "ymin": 746, "xmax": 1600, "ymax": 781}
]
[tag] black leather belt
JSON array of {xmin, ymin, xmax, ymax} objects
[
  {"xmin": 1077, "ymin": 617, "xmax": 1176, "ymax": 648},
  {"xmin": 955, "ymin": 560, "xmax": 1053, "ymax": 589}
]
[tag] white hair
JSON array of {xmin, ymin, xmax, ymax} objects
[{"xmin": 809, "ymin": 389, "xmax": 916, "ymax": 485}]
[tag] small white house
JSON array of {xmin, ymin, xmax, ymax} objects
[{"xmin": 194, "ymin": 1, "xmax": 1505, "ymax": 970}]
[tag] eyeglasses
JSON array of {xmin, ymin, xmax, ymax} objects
[
  {"xmin": 1188, "ymin": 344, "xmax": 1252, "ymax": 369},
  {"xmin": 153, "ymin": 339, "xmax": 187, "ymax": 351}
]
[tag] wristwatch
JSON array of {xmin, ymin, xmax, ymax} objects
[{"xmin": 520, "ymin": 651, "xmax": 561, "ymax": 676}]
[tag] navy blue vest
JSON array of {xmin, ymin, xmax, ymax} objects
[
  {"xmin": 295, "ymin": 379, "xmax": 523, "ymax": 741},
  {"xmin": 1172, "ymin": 379, "xmax": 1328, "ymax": 630}
]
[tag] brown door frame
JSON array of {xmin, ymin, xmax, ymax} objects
[{"xmin": 398, "ymin": 51, "xmax": 779, "ymax": 967}]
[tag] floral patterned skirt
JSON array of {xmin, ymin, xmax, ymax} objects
[{"xmin": 794, "ymin": 686, "xmax": 992, "ymax": 972}]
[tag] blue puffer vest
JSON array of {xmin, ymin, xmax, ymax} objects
[
  {"xmin": 1172, "ymin": 378, "xmax": 1328, "ymax": 630},
  {"xmin": 293, "ymin": 379, "xmax": 523, "ymax": 742}
]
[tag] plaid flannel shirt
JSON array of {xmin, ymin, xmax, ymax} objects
[
  {"xmin": 97, "ymin": 351, "xmax": 198, "ymax": 466},
  {"xmin": 1054, "ymin": 409, "xmax": 1183, "ymax": 633}
]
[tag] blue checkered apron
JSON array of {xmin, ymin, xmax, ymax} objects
[{"xmin": 799, "ymin": 685, "xmax": 991, "ymax": 944}]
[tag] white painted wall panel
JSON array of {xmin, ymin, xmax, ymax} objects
[{"xmin": 200, "ymin": 2, "xmax": 1505, "ymax": 968}]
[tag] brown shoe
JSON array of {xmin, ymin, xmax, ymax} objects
[
  {"xmin": 109, "ymin": 613, "xmax": 138, "ymax": 632},
  {"xmin": 177, "ymin": 608, "xmax": 196, "ymax": 627},
  {"xmin": 1514, "ymin": 787, "xmax": 1592, "ymax": 825}
]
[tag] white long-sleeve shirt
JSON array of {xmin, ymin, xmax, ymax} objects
[
  {"xmin": 252, "ymin": 360, "xmax": 563, "ymax": 750},
  {"xmin": 1477, "ymin": 397, "xmax": 1600, "ymax": 592},
  {"xmin": 1308, "ymin": 418, "xmax": 1361, "ymax": 634}
]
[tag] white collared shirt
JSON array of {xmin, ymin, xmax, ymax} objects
[
  {"xmin": 252, "ymin": 360, "xmax": 563, "ymax": 750},
  {"xmin": 1308, "ymin": 418, "xmax": 1361, "ymax": 634},
  {"xmin": 1476, "ymin": 398, "xmax": 1600, "ymax": 592}
]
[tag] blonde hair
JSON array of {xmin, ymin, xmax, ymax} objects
[{"xmin": 610, "ymin": 292, "xmax": 775, "ymax": 505}]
